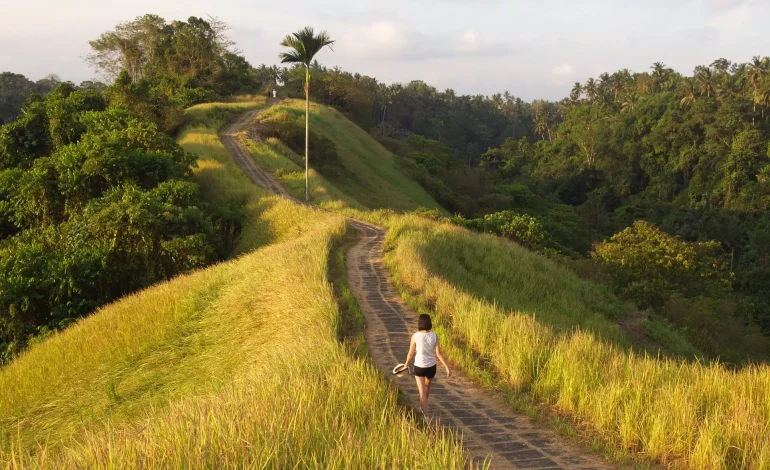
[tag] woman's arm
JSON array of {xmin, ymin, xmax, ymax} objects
[
  {"xmin": 435, "ymin": 339, "xmax": 451, "ymax": 378},
  {"xmin": 405, "ymin": 335, "xmax": 416, "ymax": 366}
]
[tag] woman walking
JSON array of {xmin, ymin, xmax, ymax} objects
[{"xmin": 404, "ymin": 314, "xmax": 451, "ymax": 422}]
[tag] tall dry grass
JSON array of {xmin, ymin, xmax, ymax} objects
[
  {"xmin": 384, "ymin": 215, "xmax": 770, "ymax": 470},
  {"xmin": 247, "ymin": 101, "xmax": 446, "ymax": 213},
  {"xmin": 0, "ymin": 102, "xmax": 470, "ymax": 469}
]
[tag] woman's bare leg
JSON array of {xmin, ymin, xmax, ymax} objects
[
  {"xmin": 425, "ymin": 377, "xmax": 432, "ymax": 400},
  {"xmin": 414, "ymin": 376, "xmax": 429, "ymax": 416}
]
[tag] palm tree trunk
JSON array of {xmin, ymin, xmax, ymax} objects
[{"xmin": 304, "ymin": 66, "xmax": 310, "ymax": 202}]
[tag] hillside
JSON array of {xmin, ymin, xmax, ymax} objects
[
  {"xmin": 240, "ymin": 101, "xmax": 770, "ymax": 469},
  {"xmin": 4, "ymin": 96, "xmax": 769, "ymax": 469},
  {"xmin": 0, "ymin": 103, "xmax": 467, "ymax": 468},
  {"xmin": 243, "ymin": 99, "xmax": 447, "ymax": 213}
]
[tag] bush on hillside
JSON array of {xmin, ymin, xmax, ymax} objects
[
  {"xmin": 0, "ymin": 88, "xmax": 227, "ymax": 362},
  {"xmin": 591, "ymin": 220, "xmax": 732, "ymax": 308},
  {"xmin": 455, "ymin": 210, "xmax": 548, "ymax": 250}
]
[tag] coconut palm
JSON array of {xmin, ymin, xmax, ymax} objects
[
  {"xmin": 570, "ymin": 82, "xmax": 583, "ymax": 102},
  {"xmin": 754, "ymin": 87, "xmax": 770, "ymax": 119},
  {"xmin": 747, "ymin": 56, "xmax": 767, "ymax": 124},
  {"xmin": 598, "ymin": 73, "xmax": 611, "ymax": 102},
  {"xmin": 611, "ymin": 71, "xmax": 627, "ymax": 103},
  {"xmin": 584, "ymin": 78, "xmax": 598, "ymax": 102},
  {"xmin": 651, "ymin": 62, "xmax": 670, "ymax": 91},
  {"xmin": 718, "ymin": 73, "xmax": 741, "ymax": 101},
  {"xmin": 696, "ymin": 68, "xmax": 713, "ymax": 98},
  {"xmin": 621, "ymin": 91, "xmax": 640, "ymax": 113},
  {"xmin": 279, "ymin": 26, "xmax": 335, "ymax": 201},
  {"xmin": 680, "ymin": 79, "xmax": 698, "ymax": 108},
  {"xmin": 748, "ymin": 56, "xmax": 766, "ymax": 91}
]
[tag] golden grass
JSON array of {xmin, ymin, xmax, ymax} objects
[
  {"xmin": 249, "ymin": 100, "xmax": 447, "ymax": 214},
  {"xmin": 238, "ymin": 99, "xmax": 770, "ymax": 469},
  {"xmin": 0, "ymin": 102, "xmax": 470, "ymax": 469},
  {"xmin": 384, "ymin": 215, "xmax": 770, "ymax": 470}
]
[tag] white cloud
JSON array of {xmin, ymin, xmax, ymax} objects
[
  {"xmin": 708, "ymin": 3, "xmax": 752, "ymax": 29},
  {"xmin": 455, "ymin": 31, "xmax": 480, "ymax": 53},
  {"xmin": 551, "ymin": 63, "xmax": 574, "ymax": 75},
  {"xmin": 340, "ymin": 23, "xmax": 517, "ymax": 61},
  {"xmin": 340, "ymin": 22, "xmax": 411, "ymax": 58}
]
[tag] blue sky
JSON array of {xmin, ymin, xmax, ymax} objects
[{"xmin": 1, "ymin": 0, "xmax": 768, "ymax": 100}]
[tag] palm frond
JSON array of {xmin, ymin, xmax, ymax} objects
[{"xmin": 278, "ymin": 26, "xmax": 335, "ymax": 65}]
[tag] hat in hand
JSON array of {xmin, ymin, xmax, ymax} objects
[{"xmin": 392, "ymin": 363, "xmax": 409, "ymax": 377}]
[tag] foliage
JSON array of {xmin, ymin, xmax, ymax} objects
[
  {"xmin": 88, "ymin": 15, "xmax": 267, "ymax": 108},
  {"xmin": 249, "ymin": 102, "xmax": 445, "ymax": 213},
  {"xmin": 456, "ymin": 210, "xmax": 547, "ymax": 250},
  {"xmin": 0, "ymin": 87, "xmax": 228, "ymax": 361},
  {"xmin": 385, "ymin": 214, "xmax": 770, "ymax": 470},
  {"xmin": 591, "ymin": 221, "xmax": 731, "ymax": 308},
  {"xmin": 0, "ymin": 105, "xmax": 467, "ymax": 468}
]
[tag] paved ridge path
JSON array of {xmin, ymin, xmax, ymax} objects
[{"xmin": 220, "ymin": 110, "xmax": 615, "ymax": 470}]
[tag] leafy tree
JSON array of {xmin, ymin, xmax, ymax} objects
[
  {"xmin": 592, "ymin": 221, "xmax": 731, "ymax": 307},
  {"xmin": 0, "ymin": 73, "xmax": 36, "ymax": 125},
  {"xmin": 278, "ymin": 26, "xmax": 335, "ymax": 201},
  {"xmin": 456, "ymin": 210, "xmax": 547, "ymax": 250},
  {"xmin": 0, "ymin": 84, "xmax": 223, "ymax": 361}
]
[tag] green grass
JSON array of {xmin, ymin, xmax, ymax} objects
[
  {"xmin": 7, "ymin": 97, "xmax": 767, "ymax": 470},
  {"xmin": 0, "ymin": 101, "xmax": 469, "ymax": 469},
  {"xmin": 247, "ymin": 100, "xmax": 447, "ymax": 214},
  {"xmin": 231, "ymin": 99, "xmax": 770, "ymax": 469},
  {"xmin": 383, "ymin": 215, "xmax": 770, "ymax": 470}
]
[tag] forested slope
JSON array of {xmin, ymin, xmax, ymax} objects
[{"xmin": 0, "ymin": 103, "xmax": 467, "ymax": 469}]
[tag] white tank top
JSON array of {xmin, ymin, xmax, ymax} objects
[{"xmin": 413, "ymin": 331, "xmax": 437, "ymax": 368}]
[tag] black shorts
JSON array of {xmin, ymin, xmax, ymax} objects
[{"xmin": 413, "ymin": 364, "xmax": 436, "ymax": 379}]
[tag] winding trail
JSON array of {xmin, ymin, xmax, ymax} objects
[{"xmin": 221, "ymin": 110, "xmax": 616, "ymax": 470}]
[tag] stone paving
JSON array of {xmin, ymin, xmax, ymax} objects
[
  {"xmin": 221, "ymin": 111, "xmax": 617, "ymax": 470},
  {"xmin": 345, "ymin": 221, "xmax": 614, "ymax": 470}
]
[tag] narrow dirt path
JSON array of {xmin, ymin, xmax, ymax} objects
[
  {"xmin": 221, "ymin": 111, "xmax": 616, "ymax": 470},
  {"xmin": 221, "ymin": 108, "xmax": 290, "ymax": 198}
]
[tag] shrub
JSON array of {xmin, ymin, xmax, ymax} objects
[
  {"xmin": 456, "ymin": 210, "xmax": 548, "ymax": 250},
  {"xmin": 591, "ymin": 221, "xmax": 731, "ymax": 308}
]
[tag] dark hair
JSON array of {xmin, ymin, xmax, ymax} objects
[{"xmin": 417, "ymin": 314, "xmax": 432, "ymax": 331}]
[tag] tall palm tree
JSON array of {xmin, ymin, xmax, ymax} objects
[
  {"xmin": 680, "ymin": 79, "xmax": 698, "ymax": 108},
  {"xmin": 748, "ymin": 56, "xmax": 767, "ymax": 125},
  {"xmin": 718, "ymin": 73, "xmax": 741, "ymax": 101},
  {"xmin": 279, "ymin": 26, "xmax": 335, "ymax": 201},
  {"xmin": 598, "ymin": 73, "xmax": 611, "ymax": 102},
  {"xmin": 754, "ymin": 87, "xmax": 770, "ymax": 119},
  {"xmin": 570, "ymin": 82, "xmax": 583, "ymax": 102},
  {"xmin": 611, "ymin": 72, "xmax": 625, "ymax": 103},
  {"xmin": 584, "ymin": 78, "xmax": 598, "ymax": 102},
  {"xmin": 748, "ymin": 56, "xmax": 766, "ymax": 91},
  {"xmin": 621, "ymin": 91, "xmax": 640, "ymax": 113},
  {"xmin": 532, "ymin": 100, "xmax": 553, "ymax": 141},
  {"xmin": 696, "ymin": 68, "xmax": 713, "ymax": 98},
  {"xmin": 651, "ymin": 61, "xmax": 668, "ymax": 91}
]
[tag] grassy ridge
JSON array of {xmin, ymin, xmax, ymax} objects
[
  {"xmin": 247, "ymin": 100, "xmax": 447, "ymax": 213},
  {"xmin": 0, "ymin": 102, "xmax": 469, "ymax": 469},
  {"xmin": 384, "ymin": 215, "xmax": 770, "ymax": 470},
  {"xmin": 242, "ymin": 100, "xmax": 770, "ymax": 469}
]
